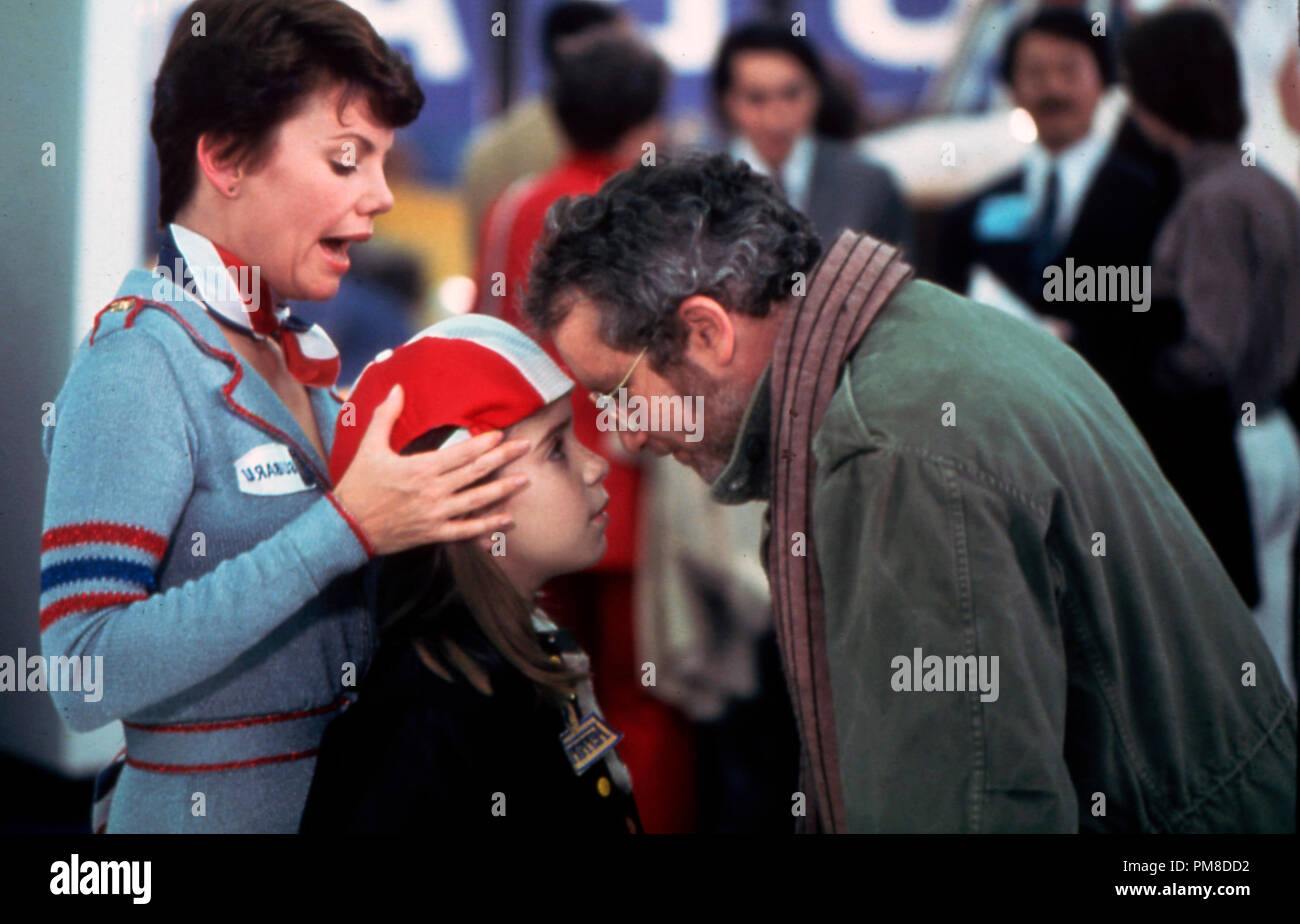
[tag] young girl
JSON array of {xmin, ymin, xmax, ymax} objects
[{"xmin": 300, "ymin": 315, "xmax": 640, "ymax": 833}]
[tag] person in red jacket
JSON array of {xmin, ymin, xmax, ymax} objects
[{"xmin": 473, "ymin": 34, "xmax": 696, "ymax": 831}]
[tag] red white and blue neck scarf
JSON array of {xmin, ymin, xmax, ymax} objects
[{"xmin": 160, "ymin": 223, "xmax": 341, "ymax": 388}]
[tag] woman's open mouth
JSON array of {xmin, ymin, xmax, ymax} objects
[{"xmin": 319, "ymin": 237, "xmax": 352, "ymax": 273}]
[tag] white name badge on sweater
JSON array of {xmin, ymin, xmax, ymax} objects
[{"xmin": 234, "ymin": 443, "xmax": 311, "ymax": 496}]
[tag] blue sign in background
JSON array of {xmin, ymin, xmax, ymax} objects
[
  {"xmin": 144, "ymin": 0, "xmax": 976, "ymax": 238},
  {"xmin": 373, "ymin": 0, "xmax": 970, "ymax": 186}
]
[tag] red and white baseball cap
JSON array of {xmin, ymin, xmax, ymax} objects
[{"xmin": 328, "ymin": 315, "xmax": 574, "ymax": 484}]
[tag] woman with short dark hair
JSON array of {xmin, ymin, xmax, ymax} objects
[
  {"xmin": 1123, "ymin": 8, "xmax": 1300, "ymax": 697},
  {"xmin": 39, "ymin": 0, "xmax": 531, "ymax": 832},
  {"xmin": 709, "ymin": 20, "xmax": 913, "ymax": 255}
]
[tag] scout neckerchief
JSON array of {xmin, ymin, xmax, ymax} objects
[
  {"xmin": 767, "ymin": 230, "xmax": 914, "ymax": 833},
  {"xmin": 530, "ymin": 610, "xmax": 632, "ymax": 794},
  {"xmin": 161, "ymin": 223, "xmax": 341, "ymax": 388}
]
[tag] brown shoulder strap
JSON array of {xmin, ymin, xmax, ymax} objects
[{"xmin": 768, "ymin": 230, "xmax": 914, "ymax": 832}]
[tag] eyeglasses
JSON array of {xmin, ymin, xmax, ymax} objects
[{"xmin": 588, "ymin": 346, "xmax": 648, "ymax": 420}]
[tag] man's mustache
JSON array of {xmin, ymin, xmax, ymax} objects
[{"xmin": 1034, "ymin": 97, "xmax": 1074, "ymax": 116}]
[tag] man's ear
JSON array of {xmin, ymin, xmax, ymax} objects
[
  {"xmin": 194, "ymin": 133, "xmax": 246, "ymax": 200},
  {"xmin": 677, "ymin": 295, "xmax": 737, "ymax": 371}
]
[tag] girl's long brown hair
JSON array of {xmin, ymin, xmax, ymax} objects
[{"xmin": 376, "ymin": 427, "xmax": 586, "ymax": 694}]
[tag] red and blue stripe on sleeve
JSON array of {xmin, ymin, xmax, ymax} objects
[{"xmin": 39, "ymin": 522, "xmax": 168, "ymax": 631}]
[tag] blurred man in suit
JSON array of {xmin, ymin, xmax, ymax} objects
[
  {"xmin": 936, "ymin": 7, "xmax": 1258, "ymax": 609},
  {"xmin": 936, "ymin": 8, "xmax": 1165, "ymax": 343}
]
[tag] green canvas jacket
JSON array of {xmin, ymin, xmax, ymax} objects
[{"xmin": 712, "ymin": 274, "xmax": 1296, "ymax": 833}]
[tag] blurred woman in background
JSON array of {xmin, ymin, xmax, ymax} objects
[
  {"xmin": 1123, "ymin": 7, "xmax": 1300, "ymax": 697},
  {"xmin": 710, "ymin": 20, "xmax": 913, "ymax": 255}
]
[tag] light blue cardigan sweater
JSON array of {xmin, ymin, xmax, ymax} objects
[{"xmin": 40, "ymin": 264, "xmax": 375, "ymax": 833}]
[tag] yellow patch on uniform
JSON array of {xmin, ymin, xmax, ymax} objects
[{"xmin": 559, "ymin": 713, "xmax": 623, "ymax": 776}]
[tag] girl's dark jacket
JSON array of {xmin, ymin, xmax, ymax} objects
[{"xmin": 300, "ymin": 603, "xmax": 640, "ymax": 834}]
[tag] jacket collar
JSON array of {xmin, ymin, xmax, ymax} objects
[
  {"xmin": 709, "ymin": 363, "xmax": 774, "ymax": 505},
  {"xmin": 116, "ymin": 266, "xmax": 341, "ymax": 483},
  {"xmin": 1024, "ymin": 126, "xmax": 1112, "ymax": 243},
  {"xmin": 558, "ymin": 150, "xmax": 628, "ymax": 179},
  {"xmin": 729, "ymin": 134, "xmax": 816, "ymax": 211},
  {"xmin": 707, "ymin": 226, "xmax": 880, "ymax": 506},
  {"xmin": 166, "ymin": 222, "xmax": 279, "ymax": 337},
  {"xmin": 1177, "ymin": 140, "xmax": 1243, "ymax": 185}
]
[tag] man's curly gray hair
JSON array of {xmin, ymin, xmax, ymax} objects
[{"xmin": 523, "ymin": 152, "xmax": 823, "ymax": 368}]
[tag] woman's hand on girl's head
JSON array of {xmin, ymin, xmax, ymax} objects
[{"xmin": 333, "ymin": 385, "xmax": 531, "ymax": 555}]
